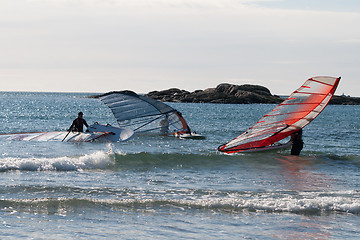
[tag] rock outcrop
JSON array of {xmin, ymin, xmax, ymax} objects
[
  {"xmin": 89, "ymin": 83, "xmax": 359, "ymax": 105},
  {"xmin": 146, "ymin": 83, "xmax": 283, "ymax": 104}
]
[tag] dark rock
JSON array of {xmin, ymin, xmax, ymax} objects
[
  {"xmin": 329, "ymin": 95, "xmax": 360, "ymax": 105},
  {"xmin": 145, "ymin": 83, "xmax": 283, "ymax": 104},
  {"xmin": 89, "ymin": 83, "xmax": 359, "ymax": 105}
]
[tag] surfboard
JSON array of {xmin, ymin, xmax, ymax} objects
[{"xmin": 175, "ymin": 132, "xmax": 206, "ymax": 140}]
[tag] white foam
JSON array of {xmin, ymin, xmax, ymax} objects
[
  {"xmin": 0, "ymin": 150, "xmax": 115, "ymax": 171},
  {"xmin": 184, "ymin": 191, "xmax": 360, "ymax": 214},
  {"xmin": 2, "ymin": 190, "xmax": 359, "ymax": 215},
  {"xmin": 98, "ymin": 190, "xmax": 360, "ymax": 214},
  {"xmin": 60, "ymin": 190, "xmax": 360, "ymax": 214}
]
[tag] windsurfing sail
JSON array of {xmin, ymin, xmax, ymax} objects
[
  {"xmin": 218, "ymin": 76, "xmax": 340, "ymax": 153},
  {"xmin": 97, "ymin": 91, "xmax": 191, "ymax": 134}
]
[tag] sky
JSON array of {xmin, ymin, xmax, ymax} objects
[{"xmin": 1, "ymin": 0, "xmax": 359, "ymax": 96}]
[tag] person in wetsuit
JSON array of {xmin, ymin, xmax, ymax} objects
[
  {"xmin": 290, "ymin": 129, "xmax": 304, "ymax": 155},
  {"xmin": 68, "ymin": 112, "xmax": 89, "ymax": 132}
]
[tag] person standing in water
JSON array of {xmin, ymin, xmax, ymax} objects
[
  {"xmin": 159, "ymin": 117, "xmax": 169, "ymax": 135},
  {"xmin": 68, "ymin": 112, "xmax": 89, "ymax": 132},
  {"xmin": 290, "ymin": 128, "xmax": 304, "ymax": 155}
]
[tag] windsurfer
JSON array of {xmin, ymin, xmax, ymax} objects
[
  {"xmin": 174, "ymin": 110, "xmax": 192, "ymax": 134},
  {"xmin": 159, "ymin": 117, "xmax": 169, "ymax": 135},
  {"xmin": 290, "ymin": 129, "xmax": 304, "ymax": 155},
  {"xmin": 68, "ymin": 112, "xmax": 89, "ymax": 132}
]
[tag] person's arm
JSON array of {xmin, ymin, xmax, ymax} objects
[{"xmin": 68, "ymin": 119, "xmax": 75, "ymax": 131}]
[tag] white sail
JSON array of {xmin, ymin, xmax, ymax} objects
[{"xmin": 98, "ymin": 91, "xmax": 191, "ymax": 134}]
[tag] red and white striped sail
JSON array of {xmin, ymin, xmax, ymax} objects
[{"xmin": 218, "ymin": 76, "xmax": 340, "ymax": 153}]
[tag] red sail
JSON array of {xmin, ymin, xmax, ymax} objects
[{"xmin": 218, "ymin": 76, "xmax": 340, "ymax": 153}]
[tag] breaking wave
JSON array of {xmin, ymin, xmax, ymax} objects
[
  {"xmin": 0, "ymin": 150, "xmax": 115, "ymax": 172},
  {"xmin": 0, "ymin": 148, "xmax": 359, "ymax": 172},
  {"xmin": 1, "ymin": 189, "xmax": 359, "ymax": 215}
]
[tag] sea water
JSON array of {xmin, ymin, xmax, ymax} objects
[{"xmin": 0, "ymin": 92, "xmax": 359, "ymax": 239}]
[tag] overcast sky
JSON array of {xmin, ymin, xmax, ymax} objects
[{"xmin": 1, "ymin": 0, "xmax": 359, "ymax": 96}]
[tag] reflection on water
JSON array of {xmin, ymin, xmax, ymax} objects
[
  {"xmin": 276, "ymin": 216, "xmax": 331, "ymax": 240},
  {"xmin": 275, "ymin": 156, "xmax": 335, "ymax": 239},
  {"xmin": 277, "ymin": 155, "xmax": 332, "ymax": 191}
]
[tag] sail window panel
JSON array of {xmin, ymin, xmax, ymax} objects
[
  {"xmin": 281, "ymin": 94, "xmax": 308, "ymax": 104},
  {"xmin": 281, "ymin": 93, "xmax": 326, "ymax": 105},
  {"xmin": 98, "ymin": 91, "xmax": 190, "ymax": 133},
  {"xmin": 100, "ymin": 92, "xmax": 172, "ymax": 117},
  {"xmin": 113, "ymin": 107, "xmax": 160, "ymax": 121},
  {"xmin": 126, "ymin": 117, "xmax": 163, "ymax": 133},
  {"xmin": 256, "ymin": 114, "xmax": 290, "ymax": 127},
  {"xmin": 271, "ymin": 104, "xmax": 300, "ymax": 114},
  {"xmin": 102, "ymin": 95, "xmax": 164, "ymax": 121},
  {"xmin": 167, "ymin": 112, "xmax": 184, "ymax": 131},
  {"xmin": 312, "ymin": 76, "xmax": 338, "ymax": 86},
  {"xmin": 138, "ymin": 96, "xmax": 174, "ymax": 114},
  {"xmin": 283, "ymin": 94, "xmax": 328, "ymax": 107},
  {"xmin": 297, "ymin": 80, "xmax": 333, "ymax": 95},
  {"xmin": 100, "ymin": 95, "xmax": 136, "ymax": 108},
  {"xmin": 111, "ymin": 105, "xmax": 153, "ymax": 116},
  {"xmin": 266, "ymin": 104, "xmax": 317, "ymax": 117}
]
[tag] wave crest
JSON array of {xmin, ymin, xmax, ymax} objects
[
  {"xmin": 1, "ymin": 190, "xmax": 359, "ymax": 215},
  {"xmin": 0, "ymin": 150, "xmax": 114, "ymax": 171}
]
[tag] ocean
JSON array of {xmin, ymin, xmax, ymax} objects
[{"xmin": 0, "ymin": 92, "xmax": 359, "ymax": 239}]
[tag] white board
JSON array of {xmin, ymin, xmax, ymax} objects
[{"xmin": 0, "ymin": 131, "xmax": 109, "ymax": 142}]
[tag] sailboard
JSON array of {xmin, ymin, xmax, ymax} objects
[
  {"xmin": 97, "ymin": 90, "xmax": 201, "ymax": 137},
  {"xmin": 218, "ymin": 76, "xmax": 340, "ymax": 153},
  {"xmin": 0, "ymin": 123, "xmax": 134, "ymax": 143},
  {"xmin": 175, "ymin": 132, "xmax": 206, "ymax": 140},
  {"xmin": 0, "ymin": 131, "xmax": 112, "ymax": 142}
]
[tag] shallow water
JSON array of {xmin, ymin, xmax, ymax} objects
[{"xmin": 0, "ymin": 92, "xmax": 359, "ymax": 239}]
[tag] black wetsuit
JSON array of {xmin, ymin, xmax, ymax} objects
[
  {"xmin": 291, "ymin": 130, "xmax": 304, "ymax": 156},
  {"xmin": 70, "ymin": 118, "xmax": 88, "ymax": 132}
]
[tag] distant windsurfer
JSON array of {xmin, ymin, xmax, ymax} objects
[
  {"xmin": 159, "ymin": 117, "xmax": 169, "ymax": 135},
  {"xmin": 290, "ymin": 129, "xmax": 303, "ymax": 155},
  {"xmin": 174, "ymin": 110, "xmax": 192, "ymax": 135},
  {"xmin": 68, "ymin": 112, "xmax": 89, "ymax": 132}
]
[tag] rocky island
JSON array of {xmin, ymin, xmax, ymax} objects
[
  {"xmin": 89, "ymin": 83, "xmax": 359, "ymax": 105},
  {"xmin": 146, "ymin": 83, "xmax": 282, "ymax": 104},
  {"xmin": 145, "ymin": 83, "xmax": 359, "ymax": 105}
]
